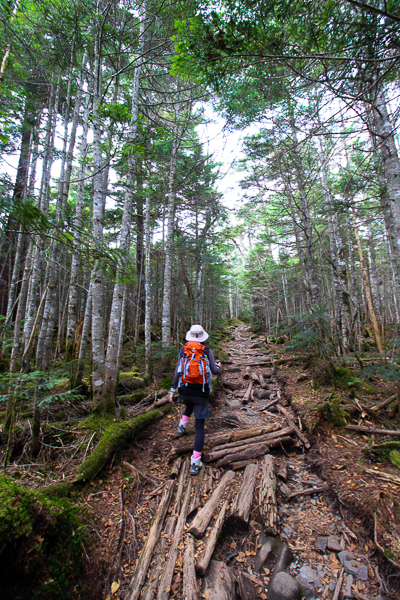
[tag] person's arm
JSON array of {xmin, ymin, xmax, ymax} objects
[{"xmin": 207, "ymin": 348, "xmax": 220, "ymax": 374}]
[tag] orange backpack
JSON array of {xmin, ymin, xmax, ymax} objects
[{"xmin": 178, "ymin": 341, "xmax": 212, "ymax": 391}]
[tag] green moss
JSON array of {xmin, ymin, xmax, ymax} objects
[
  {"xmin": 117, "ymin": 390, "xmax": 148, "ymax": 404},
  {"xmin": 73, "ymin": 405, "xmax": 171, "ymax": 483},
  {"xmin": 313, "ymin": 398, "xmax": 350, "ymax": 430},
  {"xmin": 118, "ymin": 374, "xmax": 145, "ymax": 391},
  {"xmin": 364, "ymin": 441, "xmax": 400, "ymax": 462},
  {"xmin": 0, "ymin": 474, "xmax": 84, "ymax": 598},
  {"xmin": 160, "ymin": 377, "xmax": 173, "ymax": 389},
  {"xmin": 389, "ymin": 450, "xmax": 400, "ymax": 469}
]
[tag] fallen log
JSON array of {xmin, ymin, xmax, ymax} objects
[
  {"xmin": 187, "ymin": 470, "xmax": 235, "ymax": 538},
  {"xmin": 183, "ymin": 537, "xmax": 198, "ymax": 600},
  {"xmin": 231, "ymin": 459, "xmax": 257, "ymax": 471},
  {"xmin": 242, "ymin": 381, "xmax": 253, "ymax": 405},
  {"xmin": 156, "ymin": 480, "xmax": 192, "ymax": 600},
  {"xmin": 346, "ymin": 425, "xmax": 400, "ymax": 436},
  {"xmin": 229, "ymin": 463, "xmax": 258, "ymax": 527},
  {"xmin": 255, "ymin": 389, "xmax": 274, "ymax": 400},
  {"xmin": 126, "ymin": 479, "xmax": 175, "ymax": 600},
  {"xmin": 277, "ymin": 405, "xmax": 310, "ymax": 449},
  {"xmin": 188, "ymin": 465, "xmax": 205, "ymax": 515},
  {"xmin": 196, "ymin": 495, "xmax": 231, "ymax": 576},
  {"xmin": 258, "ymin": 398, "xmax": 279, "ymax": 412},
  {"xmin": 205, "ymin": 428, "xmax": 294, "ymax": 462},
  {"xmin": 169, "ymin": 456, "xmax": 182, "ymax": 480},
  {"xmin": 201, "ymin": 560, "xmax": 236, "ymax": 600},
  {"xmin": 238, "ymin": 572, "xmax": 258, "ymax": 600},
  {"xmin": 174, "ymin": 457, "xmax": 189, "ymax": 514},
  {"xmin": 204, "ymin": 467, "xmax": 213, "ymax": 494},
  {"xmin": 371, "ymin": 393, "xmax": 397, "ymax": 412},
  {"xmin": 287, "ymin": 486, "xmax": 327, "ymax": 500},
  {"xmin": 216, "ymin": 443, "xmax": 269, "ymax": 468},
  {"xmin": 257, "ymin": 371, "xmax": 269, "ymax": 390},
  {"xmin": 276, "ymin": 458, "xmax": 288, "ymax": 482},
  {"xmin": 258, "ymin": 455, "xmax": 278, "ymax": 535},
  {"xmin": 243, "ymin": 366, "xmax": 252, "ymax": 380},
  {"xmin": 208, "ymin": 423, "xmax": 281, "ymax": 448},
  {"xmin": 141, "ymin": 516, "xmax": 176, "ymax": 600}
]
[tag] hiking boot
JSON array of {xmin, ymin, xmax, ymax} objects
[
  {"xmin": 177, "ymin": 422, "xmax": 188, "ymax": 436},
  {"xmin": 190, "ymin": 460, "xmax": 202, "ymax": 476}
]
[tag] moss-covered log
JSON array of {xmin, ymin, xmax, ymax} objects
[
  {"xmin": 118, "ymin": 374, "xmax": 146, "ymax": 392},
  {"xmin": 73, "ymin": 405, "xmax": 171, "ymax": 482}
]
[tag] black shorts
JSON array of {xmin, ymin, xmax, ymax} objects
[{"xmin": 181, "ymin": 394, "xmax": 210, "ymax": 420}]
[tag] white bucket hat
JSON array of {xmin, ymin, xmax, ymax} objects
[{"xmin": 186, "ymin": 324, "xmax": 209, "ymax": 342}]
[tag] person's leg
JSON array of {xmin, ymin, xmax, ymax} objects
[
  {"xmin": 191, "ymin": 418, "xmax": 205, "ymax": 475},
  {"xmin": 177, "ymin": 401, "xmax": 193, "ymax": 435}
]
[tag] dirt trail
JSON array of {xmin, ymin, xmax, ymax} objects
[{"xmin": 92, "ymin": 325, "xmax": 393, "ymax": 600}]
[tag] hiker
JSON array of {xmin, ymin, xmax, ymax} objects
[{"xmin": 169, "ymin": 324, "xmax": 221, "ymax": 475}]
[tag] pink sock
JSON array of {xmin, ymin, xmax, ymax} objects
[
  {"xmin": 193, "ymin": 450, "xmax": 201, "ymax": 460},
  {"xmin": 182, "ymin": 415, "xmax": 190, "ymax": 423}
]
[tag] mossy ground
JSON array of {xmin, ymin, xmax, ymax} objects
[{"xmin": 0, "ymin": 475, "xmax": 85, "ymax": 599}]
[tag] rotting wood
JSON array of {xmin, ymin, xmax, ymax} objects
[
  {"xmin": 188, "ymin": 464, "xmax": 205, "ymax": 515},
  {"xmin": 141, "ymin": 517, "xmax": 176, "ymax": 600},
  {"xmin": 287, "ymin": 486, "xmax": 327, "ymax": 500},
  {"xmin": 204, "ymin": 466, "xmax": 213, "ymax": 494},
  {"xmin": 170, "ymin": 456, "xmax": 182, "ymax": 479},
  {"xmin": 242, "ymin": 381, "xmax": 253, "ymax": 404},
  {"xmin": 187, "ymin": 470, "xmax": 235, "ymax": 538},
  {"xmin": 238, "ymin": 571, "xmax": 258, "ymax": 600},
  {"xmin": 183, "ymin": 537, "xmax": 198, "ymax": 600},
  {"xmin": 243, "ymin": 366, "xmax": 251, "ymax": 380},
  {"xmin": 216, "ymin": 443, "xmax": 269, "ymax": 468},
  {"xmin": 207, "ymin": 426, "xmax": 294, "ymax": 456},
  {"xmin": 346, "ymin": 425, "xmax": 400, "ymax": 436},
  {"xmin": 276, "ymin": 458, "xmax": 288, "ymax": 482},
  {"xmin": 125, "ymin": 479, "xmax": 175, "ymax": 600},
  {"xmin": 277, "ymin": 405, "xmax": 310, "ymax": 449},
  {"xmin": 174, "ymin": 457, "xmax": 189, "ymax": 514},
  {"xmin": 196, "ymin": 494, "xmax": 231, "ymax": 576},
  {"xmin": 205, "ymin": 432, "xmax": 294, "ymax": 464},
  {"xmin": 257, "ymin": 371, "xmax": 269, "ymax": 390},
  {"xmin": 371, "ymin": 393, "xmax": 397, "ymax": 412},
  {"xmin": 258, "ymin": 455, "xmax": 278, "ymax": 535},
  {"xmin": 229, "ymin": 463, "xmax": 258, "ymax": 527},
  {"xmin": 156, "ymin": 479, "xmax": 192, "ymax": 600},
  {"xmin": 231, "ymin": 459, "xmax": 257, "ymax": 471},
  {"xmin": 201, "ymin": 560, "xmax": 236, "ymax": 600}
]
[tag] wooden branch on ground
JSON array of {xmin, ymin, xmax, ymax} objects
[
  {"xmin": 258, "ymin": 455, "xmax": 278, "ymax": 535},
  {"xmin": 346, "ymin": 425, "xmax": 400, "ymax": 436},
  {"xmin": 238, "ymin": 572, "xmax": 258, "ymax": 600},
  {"xmin": 207, "ymin": 426, "xmax": 295, "ymax": 457},
  {"xmin": 187, "ymin": 470, "xmax": 235, "ymax": 538},
  {"xmin": 364, "ymin": 468, "xmax": 400, "ymax": 485},
  {"xmin": 201, "ymin": 560, "xmax": 236, "ymax": 600},
  {"xmin": 229, "ymin": 463, "xmax": 258, "ymax": 527},
  {"xmin": 174, "ymin": 457, "xmax": 189, "ymax": 514},
  {"xmin": 123, "ymin": 461, "xmax": 165, "ymax": 484},
  {"xmin": 216, "ymin": 443, "xmax": 269, "ymax": 468},
  {"xmin": 196, "ymin": 494, "xmax": 231, "ymax": 576},
  {"xmin": 126, "ymin": 479, "xmax": 175, "ymax": 600},
  {"xmin": 183, "ymin": 537, "xmax": 198, "ymax": 600},
  {"xmin": 141, "ymin": 517, "xmax": 176, "ymax": 600},
  {"xmin": 371, "ymin": 394, "xmax": 397, "ymax": 412},
  {"xmin": 169, "ymin": 456, "xmax": 182, "ymax": 480},
  {"xmin": 257, "ymin": 371, "xmax": 269, "ymax": 390},
  {"xmin": 257, "ymin": 398, "xmax": 279, "ymax": 412},
  {"xmin": 242, "ymin": 381, "xmax": 253, "ymax": 404},
  {"xmin": 287, "ymin": 486, "xmax": 327, "ymax": 500},
  {"xmin": 277, "ymin": 405, "xmax": 310, "ymax": 449},
  {"xmin": 276, "ymin": 458, "xmax": 288, "ymax": 482},
  {"xmin": 332, "ymin": 567, "xmax": 344, "ymax": 600},
  {"xmin": 168, "ymin": 424, "xmax": 281, "ymax": 460},
  {"xmin": 156, "ymin": 480, "xmax": 192, "ymax": 600}
]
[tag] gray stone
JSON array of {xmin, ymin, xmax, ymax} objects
[
  {"xmin": 344, "ymin": 559, "xmax": 369, "ymax": 582},
  {"xmin": 328, "ymin": 581, "xmax": 336, "ymax": 593},
  {"xmin": 375, "ymin": 595, "xmax": 390, "ymax": 600},
  {"xmin": 268, "ymin": 571, "xmax": 302, "ymax": 600},
  {"xmin": 299, "ymin": 566, "xmax": 321, "ymax": 587},
  {"xmin": 327, "ymin": 535, "xmax": 342, "ymax": 552},
  {"xmin": 228, "ymin": 400, "xmax": 242, "ymax": 409},
  {"xmin": 314, "ymin": 537, "xmax": 328, "ymax": 552},
  {"xmin": 338, "ymin": 550, "xmax": 354, "ymax": 565},
  {"xmin": 344, "ymin": 574, "xmax": 354, "ymax": 598},
  {"xmin": 295, "ymin": 575, "xmax": 317, "ymax": 598}
]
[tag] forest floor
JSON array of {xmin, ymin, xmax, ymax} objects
[{"xmin": 78, "ymin": 325, "xmax": 400, "ymax": 600}]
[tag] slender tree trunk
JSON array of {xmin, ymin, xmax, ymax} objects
[
  {"xmin": 144, "ymin": 192, "xmax": 152, "ymax": 376},
  {"xmin": 74, "ymin": 281, "xmax": 93, "ymax": 389},
  {"xmin": 161, "ymin": 126, "xmax": 178, "ymax": 346}
]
